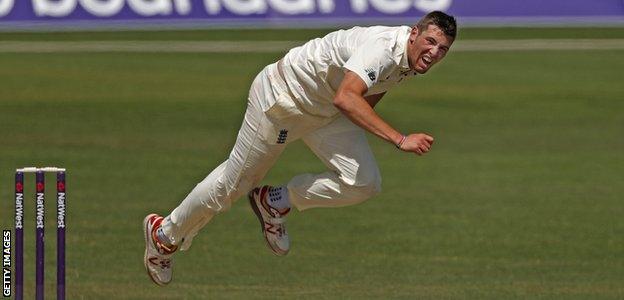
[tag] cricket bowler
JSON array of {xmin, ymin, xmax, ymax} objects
[{"xmin": 144, "ymin": 11, "xmax": 457, "ymax": 285}]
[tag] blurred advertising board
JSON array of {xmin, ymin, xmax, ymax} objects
[{"xmin": 1, "ymin": 0, "xmax": 623, "ymax": 29}]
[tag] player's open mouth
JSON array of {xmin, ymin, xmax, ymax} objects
[{"xmin": 422, "ymin": 56, "xmax": 432, "ymax": 65}]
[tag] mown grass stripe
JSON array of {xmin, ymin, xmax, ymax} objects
[{"xmin": 1, "ymin": 39, "xmax": 624, "ymax": 53}]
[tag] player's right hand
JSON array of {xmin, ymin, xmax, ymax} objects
[{"xmin": 399, "ymin": 133, "xmax": 434, "ymax": 155}]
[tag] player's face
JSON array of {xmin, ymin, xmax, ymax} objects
[{"xmin": 407, "ymin": 24, "xmax": 454, "ymax": 74}]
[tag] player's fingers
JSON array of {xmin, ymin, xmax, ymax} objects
[{"xmin": 425, "ymin": 135, "xmax": 434, "ymax": 144}]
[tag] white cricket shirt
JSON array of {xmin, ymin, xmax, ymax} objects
[{"xmin": 280, "ymin": 25, "xmax": 417, "ymax": 118}]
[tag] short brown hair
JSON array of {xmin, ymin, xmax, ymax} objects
[{"xmin": 416, "ymin": 11, "xmax": 457, "ymax": 39}]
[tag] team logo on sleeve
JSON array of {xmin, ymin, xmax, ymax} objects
[
  {"xmin": 365, "ymin": 68, "xmax": 377, "ymax": 81},
  {"xmin": 277, "ymin": 129, "xmax": 288, "ymax": 144}
]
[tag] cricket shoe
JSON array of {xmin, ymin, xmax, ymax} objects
[
  {"xmin": 248, "ymin": 186, "xmax": 291, "ymax": 256},
  {"xmin": 143, "ymin": 213, "xmax": 177, "ymax": 286}
]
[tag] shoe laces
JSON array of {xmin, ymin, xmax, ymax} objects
[{"xmin": 259, "ymin": 187, "xmax": 290, "ymax": 218}]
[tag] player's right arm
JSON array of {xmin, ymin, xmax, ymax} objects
[
  {"xmin": 364, "ymin": 92, "xmax": 385, "ymax": 108},
  {"xmin": 333, "ymin": 71, "xmax": 433, "ymax": 155}
]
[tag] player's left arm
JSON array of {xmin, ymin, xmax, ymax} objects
[
  {"xmin": 335, "ymin": 72, "xmax": 433, "ymax": 155},
  {"xmin": 338, "ymin": 39, "xmax": 433, "ymax": 155},
  {"xmin": 364, "ymin": 92, "xmax": 385, "ymax": 108}
]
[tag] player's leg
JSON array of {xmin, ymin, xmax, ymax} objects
[
  {"xmin": 287, "ymin": 115, "xmax": 382, "ymax": 210},
  {"xmin": 159, "ymin": 104, "xmax": 284, "ymax": 252},
  {"xmin": 144, "ymin": 68, "xmax": 286, "ymax": 285},
  {"xmin": 247, "ymin": 115, "xmax": 380, "ymax": 256},
  {"xmin": 161, "ymin": 73, "xmax": 287, "ymax": 249}
]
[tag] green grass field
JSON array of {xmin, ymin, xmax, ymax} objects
[{"xmin": 1, "ymin": 28, "xmax": 623, "ymax": 299}]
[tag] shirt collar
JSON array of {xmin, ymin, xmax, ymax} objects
[{"xmin": 397, "ymin": 26, "xmax": 412, "ymax": 71}]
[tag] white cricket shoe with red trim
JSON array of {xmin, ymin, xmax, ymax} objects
[
  {"xmin": 248, "ymin": 186, "xmax": 291, "ymax": 256},
  {"xmin": 143, "ymin": 213, "xmax": 176, "ymax": 286}
]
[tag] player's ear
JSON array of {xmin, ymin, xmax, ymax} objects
[{"xmin": 410, "ymin": 26, "xmax": 419, "ymax": 43}]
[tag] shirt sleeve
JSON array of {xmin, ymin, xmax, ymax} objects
[{"xmin": 343, "ymin": 39, "xmax": 395, "ymax": 89}]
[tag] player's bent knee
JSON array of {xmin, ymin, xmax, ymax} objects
[
  {"xmin": 344, "ymin": 185, "xmax": 380, "ymax": 205},
  {"xmin": 340, "ymin": 173, "xmax": 382, "ymax": 204}
]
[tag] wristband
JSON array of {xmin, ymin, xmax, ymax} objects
[{"xmin": 395, "ymin": 135, "xmax": 407, "ymax": 149}]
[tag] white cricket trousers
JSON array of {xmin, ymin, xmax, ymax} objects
[{"xmin": 162, "ymin": 63, "xmax": 382, "ymax": 250}]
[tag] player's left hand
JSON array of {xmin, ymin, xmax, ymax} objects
[{"xmin": 399, "ymin": 133, "xmax": 434, "ymax": 156}]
